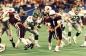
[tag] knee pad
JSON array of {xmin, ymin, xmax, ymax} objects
[
  {"xmin": 35, "ymin": 35, "xmax": 39, "ymax": 40},
  {"xmin": 76, "ymin": 32, "xmax": 81, "ymax": 36},
  {"xmin": 48, "ymin": 36, "xmax": 52, "ymax": 43},
  {"xmin": 48, "ymin": 32, "xmax": 53, "ymax": 43},
  {"xmin": 68, "ymin": 32, "xmax": 71, "ymax": 36}
]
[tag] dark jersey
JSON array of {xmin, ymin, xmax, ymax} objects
[
  {"xmin": 46, "ymin": 16, "xmax": 62, "ymax": 29},
  {"xmin": 8, "ymin": 12, "xmax": 15, "ymax": 18},
  {"xmin": 17, "ymin": 23, "xmax": 25, "ymax": 31},
  {"xmin": 9, "ymin": 12, "xmax": 19, "ymax": 25},
  {"xmin": 47, "ymin": 16, "xmax": 63, "ymax": 40},
  {"xmin": 9, "ymin": 17, "xmax": 18, "ymax": 25},
  {"xmin": 20, "ymin": 15, "xmax": 27, "ymax": 23}
]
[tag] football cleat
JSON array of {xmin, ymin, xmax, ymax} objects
[
  {"xmin": 30, "ymin": 43, "xmax": 34, "ymax": 49},
  {"xmin": 12, "ymin": 43, "xmax": 15, "ymax": 48},
  {"xmin": 48, "ymin": 46, "xmax": 52, "ymax": 50},
  {"xmin": 53, "ymin": 49, "xmax": 60, "ymax": 52},
  {"xmin": 80, "ymin": 44, "xmax": 86, "ymax": 47},
  {"xmin": 24, "ymin": 45, "xmax": 28, "ymax": 50},
  {"xmin": 0, "ymin": 44, "xmax": 6, "ymax": 52}
]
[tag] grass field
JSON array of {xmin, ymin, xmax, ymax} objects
[{"xmin": 0, "ymin": 25, "xmax": 86, "ymax": 56}]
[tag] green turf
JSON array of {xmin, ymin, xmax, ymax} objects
[{"xmin": 0, "ymin": 25, "xmax": 86, "ymax": 56}]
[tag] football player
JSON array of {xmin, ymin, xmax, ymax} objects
[
  {"xmin": 15, "ymin": 21, "xmax": 34, "ymax": 50},
  {"xmin": 67, "ymin": 7, "xmax": 83, "ymax": 44},
  {"xmin": 15, "ymin": 8, "xmax": 34, "ymax": 50},
  {"xmin": 0, "ymin": 7, "xmax": 15, "ymax": 48},
  {"xmin": 24, "ymin": 15, "xmax": 40, "ymax": 47},
  {"xmin": 45, "ymin": 10, "xmax": 63, "ymax": 51},
  {"xmin": 57, "ymin": 9, "xmax": 69, "ymax": 47}
]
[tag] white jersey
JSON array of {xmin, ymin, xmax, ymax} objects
[
  {"xmin": 26, "ymin": 16, "xmax": 33, "ymax": 23},
  {"xmin": 68, "ymin": 11, "xmax": 75, "ymax": 16},
  {"xmin": 36, "ymin": 17, "xmax": 42, "ymax": 24},
  {"xmin": 2, "ymin": 10, "xmax": 9, "ymax": 22},
  {"xmin": 69, "ymin": 12, "xmax": 81, "ymax": 23}
]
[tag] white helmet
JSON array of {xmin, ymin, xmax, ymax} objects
[
  {"xmin": 49, "ymin": 10, "xmax": 56, "ymax": 15},
  {"xmin": 44, "ymin": 6, "xmax": 52, "ymax": 11}
]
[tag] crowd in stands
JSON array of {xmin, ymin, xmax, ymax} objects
[{"xmin": 0, "ymin": 0, "xmax": 86, "ymax": 16}]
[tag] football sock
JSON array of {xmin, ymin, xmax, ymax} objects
[{"xmin": 0, "ymin": 38, "xmax": 1, "ymax": 43}]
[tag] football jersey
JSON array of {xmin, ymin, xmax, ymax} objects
[
  {"xmin": 26, "ymin": 16, "xmax": 35, "ymax": 30},
  {"xmin": 48, "ymin": 16, "xmax": 62, "ymax": 29},
  {"xmin": 68, "ymin": 10, "xmax": 81, "ymax": 23},
  {"xmin": 8, "ymin": 8, "xmax": 18, "ymax": 25},
  {"xmin": 71, "ymin": 15, "xmax": 81, "ymax": 23},
  {"xmin": 17, "ymin": 23, "xmax": 25, "ymax": 29},
  {"xmin": 0, "ymin": 10, "xmax": 4, "ymax": 18}
]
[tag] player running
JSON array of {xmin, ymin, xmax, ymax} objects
[
  {"xmin": 67, "ymin": 7, "xmax": 83, "ymax": 44},
  {"xmin": 15, "ymin": 8, "xmax": 34, "ymax": 50},
  {"xmin": 24, "ymin": 15, "xmax": 40, "ymax": 47},
  {"xmin": 45, "ymin": 10, "xmax": 63, "ymax": 51},
  {"xmin": 0, "ymin": 7, "xmax": 15, "ymax": 48}
]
